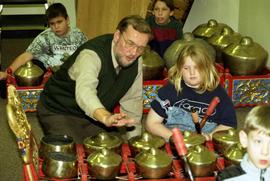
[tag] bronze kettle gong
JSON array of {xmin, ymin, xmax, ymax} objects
[
  {"xmin": 87, "ymin": 148, "xmax": 122, "ymax": 180},
  {"xmin": 134, "ymin": 147, "xmax": 172, "ymax": 179},
  {"xmin": 169, "ymin": 130, "xmax": 206, "ymax": 159},
  {"xmin": 212, "ymin": 128, "xmax": 239, "ymax": 155},
  {"xmin": 164, "ymin": 32, "xmax": 216, "ymax": 69},
  {"xmin": 83, "ymin": 132, "xmax": 123, "ymax": 155},
  {"xmin": 42, "ymin": 152, "xmax": 77, "ymax": 179},
  {"xmin": 142, "ymin": 47, "xmax": 165, "ymax": 80},
  {"xmin": 182, "ymin": 131, "xmax": 206, "ymax": 148},
  {"xmin": 187, "ymin": 145, "xmax": 216, "ymax": 177},
  {"xmin": 14, "ymin": 61, "xmax": 44, "ymax": 86},
  {"xmin": 207, "ymin": 26, "xmax": 242, "ymax": 63},
  {"xmin": 39, "ymin": 134, "xmax": 76, "ymax": 160},
  {"xmin": 128, "ymin": 132, "xmax": 165, "ymax": 156},
  {"xmin": 222, "ymin": 36, "xmax": 268, "ymax": 75},
  {"xmin": 224, "ymin": 142, "xmax": 246, "ymax": 167},
  {"xmin": 192, "ymin": 19, "xmax": 229, "ymax": 40}
]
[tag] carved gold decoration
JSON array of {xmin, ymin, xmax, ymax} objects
[{"xmin": 6, "ymin": 85, "xmax": 39, "ymax": 177}]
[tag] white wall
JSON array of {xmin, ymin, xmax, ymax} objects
[
  {"xmin": 183, "ymin": 0, "xmax": 270, "ymax": 67},
  {"xmin": 238, "ymin": 0, "xmax": 270, "ymax": 67},
  {"xmin": 183, "ymin": 0, "xmax": 240, "ymax": 32}
]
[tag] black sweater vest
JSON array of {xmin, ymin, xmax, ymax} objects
[{"xmin": 40, "ymin": 34, "xmax": 138, "ymax": 117}]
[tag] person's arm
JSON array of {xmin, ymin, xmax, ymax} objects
[
  {"xmin": 203, "ymin": 124, "xmax": 234, "ymax": 141},
  {"xmin": 68, "ymin": 49, "xmax": 134, "ymax": 127},
  {"xmin": 10, "ymin": 52, "xmax": 34, "ymax": 71},
  {"xmin": 211, "ymin": 124, "xmax": 234, "ymax": 134},
  {"xmin": 0, "ymin": 52, "xmax": 33, "ymax": 80},
  {"xmin": 0, "ymin": 30, "xmax": 47, "ymax": 80},
  {"xmin": 145, "ymin": 108, "xmax": 172, "ymax": 140},
  {"xmin": 69, "ymin": 49, "xmax": 104, "ymax": 116}
]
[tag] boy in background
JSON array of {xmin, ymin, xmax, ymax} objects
[
  {"xmin": 0, "ymin": 3, "xmax": 87, "ymax": 98},
  {"xmin": 146, "ymin": 0, "xmax": 183, "ymax": 58},
  {"xmin": 217, "ymin": 105, "xmax": 270, "ymax": 181}
]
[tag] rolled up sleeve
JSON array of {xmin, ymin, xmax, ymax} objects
[{"xmin": 68, "ymin": 49, "xmax": 104, "ymax": 118}]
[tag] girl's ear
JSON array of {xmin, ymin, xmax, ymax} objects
[{"xmin": 239, "ymin": 130, "xmax": 248, "ymax": 148}]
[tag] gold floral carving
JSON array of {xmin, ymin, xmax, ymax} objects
[{"xmin": 6, "ymin": 85, "xmax": 39, "ymax": 172}]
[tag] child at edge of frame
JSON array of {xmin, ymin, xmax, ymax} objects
[{"xmin": 217, "ymin": 105, "xmax": 270, "ymax": 181}]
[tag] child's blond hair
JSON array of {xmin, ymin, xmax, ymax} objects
[
  {"xmin": 168, "ymin": 42, "xmax": 220, "ymax": 94},
  {"xmin": 243, "ymin": 105, "xmax": 270, "ymax": 136}
]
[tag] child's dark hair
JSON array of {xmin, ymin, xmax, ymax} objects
[
  {"xmin": 46, "ymin": 3, "xmax": 68, "ymax": 21},
  {"xmin": 152, "ymin": 0, "xmax": 175, "ymax": 11}
]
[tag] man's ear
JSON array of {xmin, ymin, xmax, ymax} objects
[
  {"xmin": 113, "ymin": 30, "xmax": 121, "ymax": 43},
  {"xmin": 239, "ymin": 130, "xmax": 248, "ymax": 148}
]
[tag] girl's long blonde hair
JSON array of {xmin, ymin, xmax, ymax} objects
[{"xmin": 168, "ymin": 42, "xmax": 220, "ymax": 94}]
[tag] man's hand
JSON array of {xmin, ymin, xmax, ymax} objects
[
  {"xmin": 112, "ymin": 115, "xmax": 136, "ymax": 127},
  {"xmin": 93, "ymin": 108, "xmax": 136, "ymax": 127},
  {"xmin": 0, "ymin": 71, "xmax": 7, "ymax": 80},
  {"xmin": 101, "ymin": 113, "xmax": 136, "ymax": 127}
]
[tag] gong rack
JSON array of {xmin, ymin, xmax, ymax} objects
[{"xmin": 35, "ymin": 141, "xmax": 225, "ymax": 181}]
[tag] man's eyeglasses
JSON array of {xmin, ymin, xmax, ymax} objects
[{"xmin": 121, "ymin": 32, "xmax": 147, "ymax": 54}]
